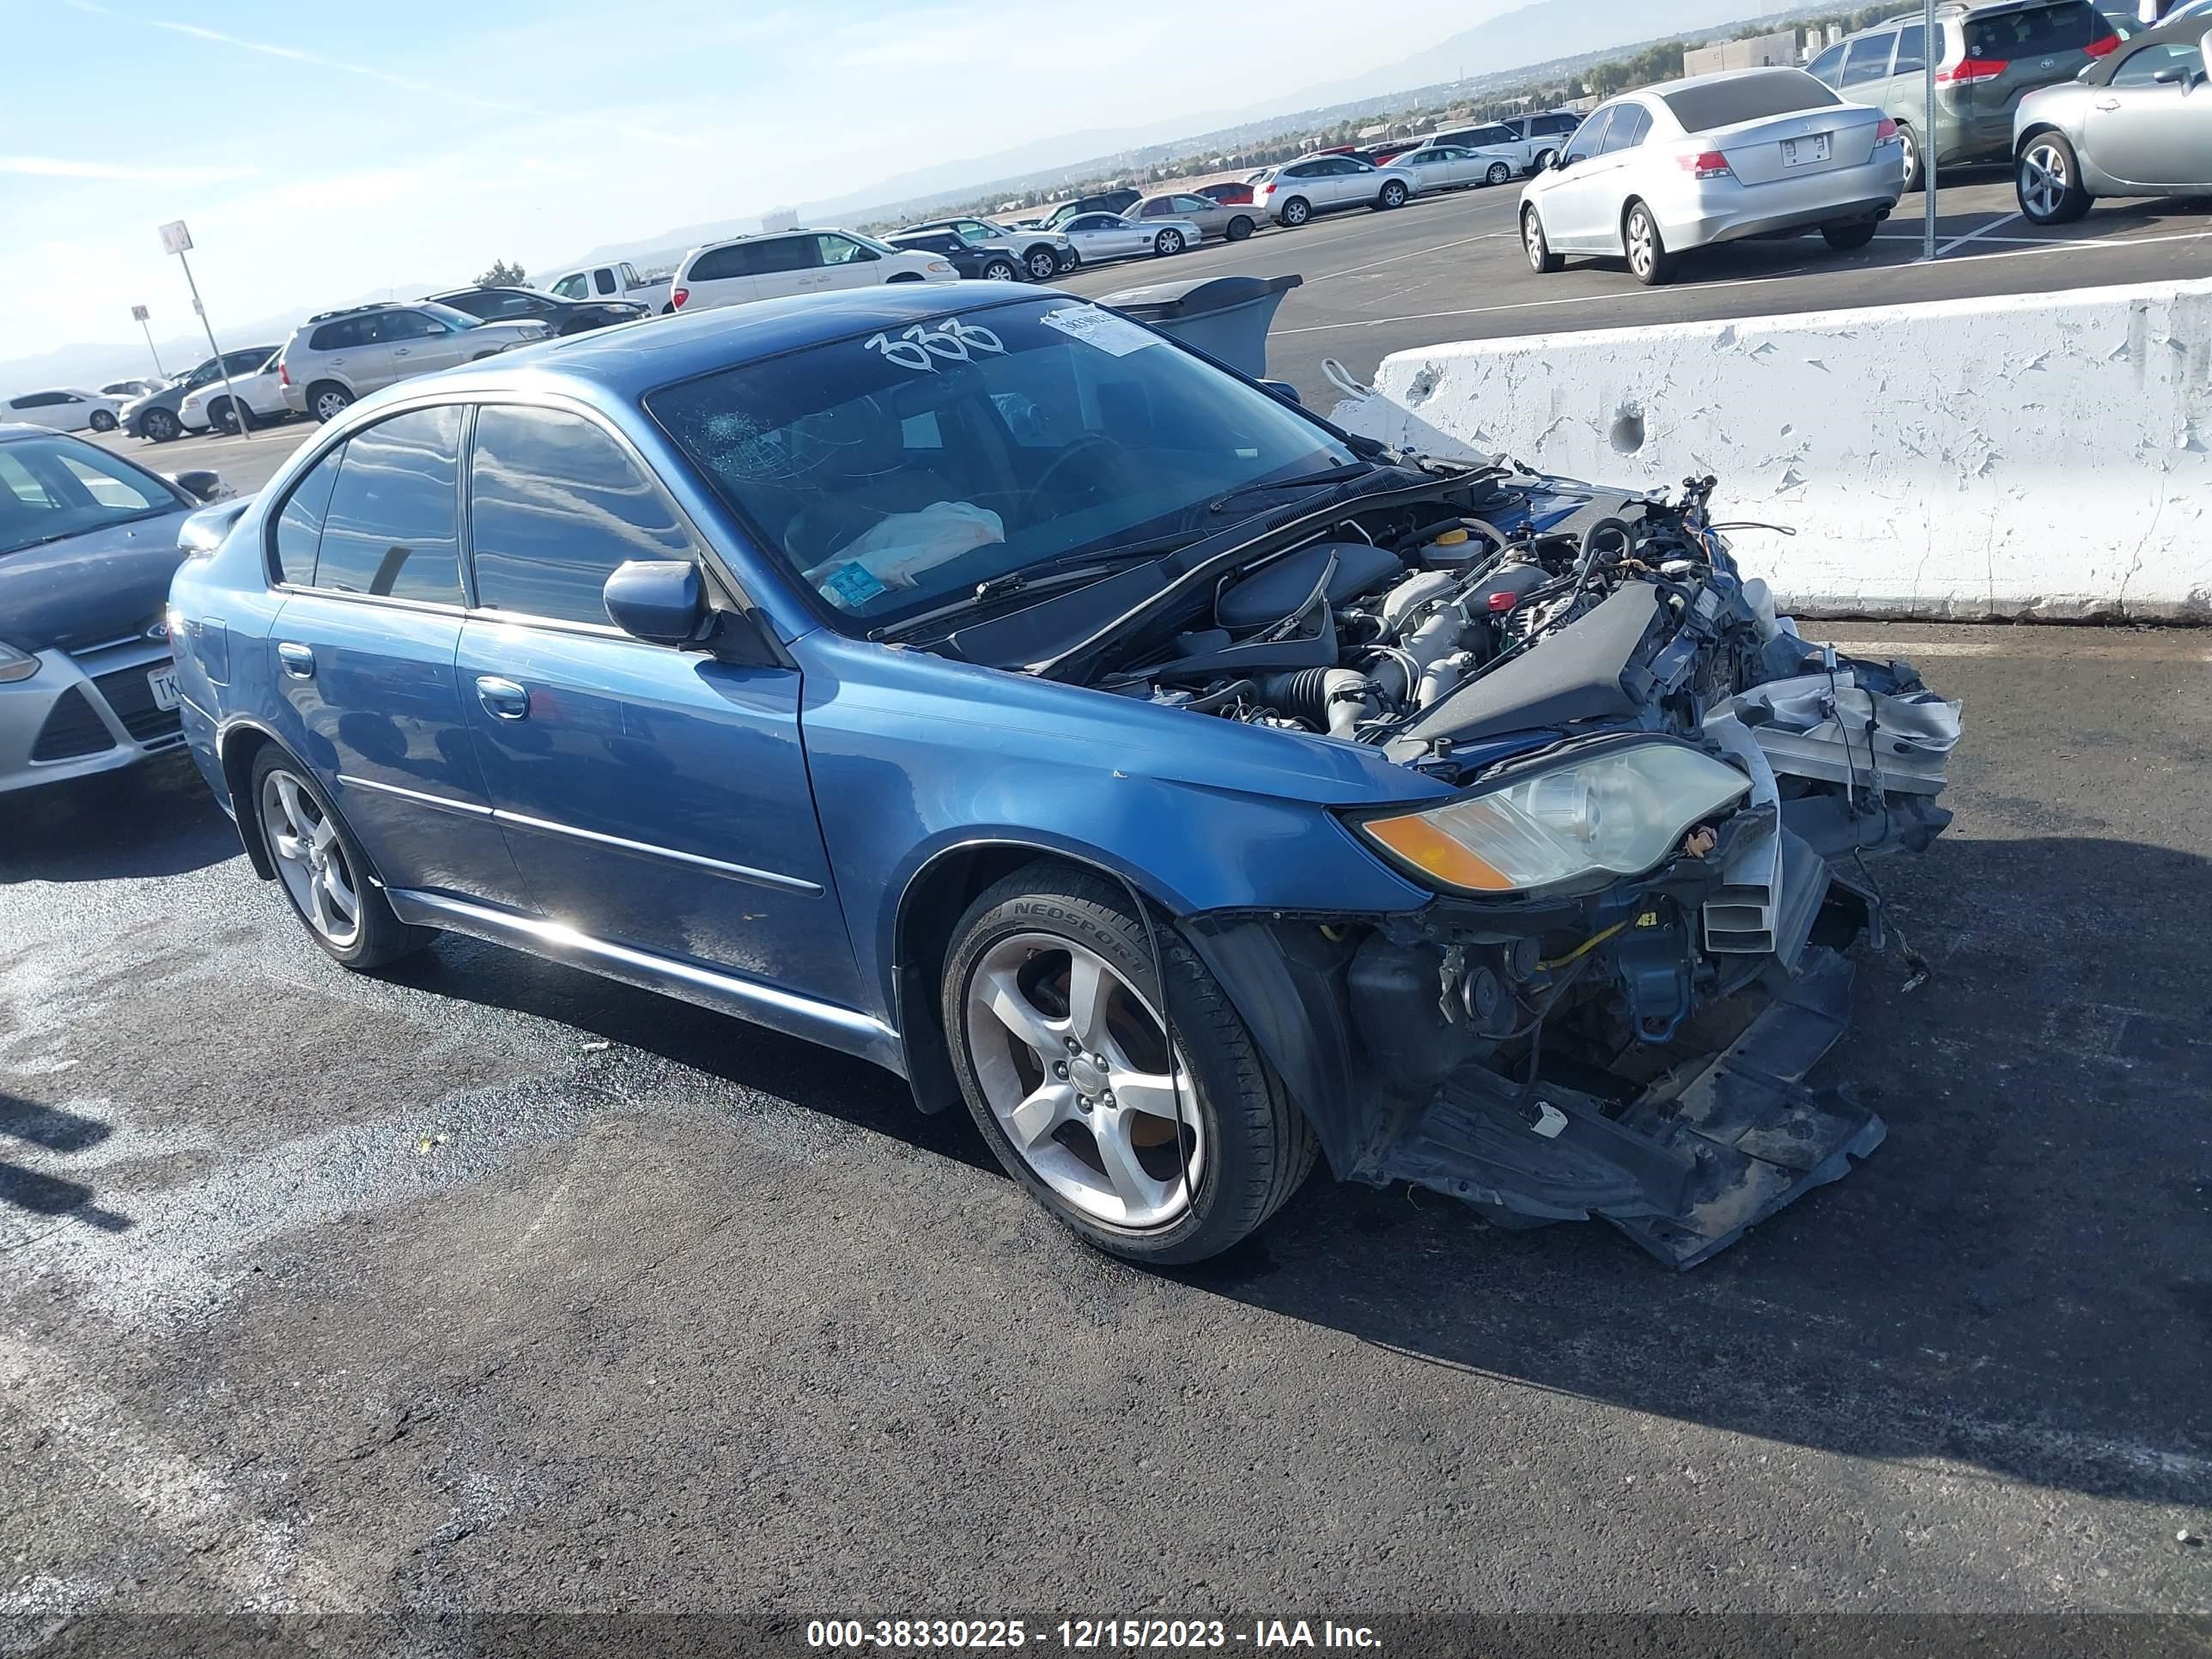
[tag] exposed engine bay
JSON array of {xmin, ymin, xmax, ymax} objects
[{"xmin": 1070, "ymin": 462, "xmax": 1965, "ymax": 1266}]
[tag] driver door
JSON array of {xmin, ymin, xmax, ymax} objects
[
  {"xmin": 813, "ymin": 232, "xmax": 882, "ymax": 292},
  {"xmin": 2083, "ymin": 39, "xmax": 2212, "ymax": 185},
  {"xmin": 1541, "ymin": 107, "xmax": 1620, "ymax": 248},
  {"xmin": 381, "ymin": 309, "xmax": 471, "ymax": 378}
]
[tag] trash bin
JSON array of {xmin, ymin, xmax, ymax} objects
[{"xmin": 1097, "ymin": 274, "xmax": 1303, "ymax": 380}]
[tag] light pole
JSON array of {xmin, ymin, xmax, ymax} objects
[
  {"xmin": 1923, "ymin": 0, "xmax": 1939, "ymax": 261},
  {"xmin": 130, "ymin": 305, "xmax": 167, "ymax": 380},
  {"xmin": 157, "ymin": 220, "xmax": 250, "ymax": 437}
]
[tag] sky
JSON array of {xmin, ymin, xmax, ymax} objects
[{"xmin": 1, "ymin": 0, "xmax": 1504, "ymax": 374}]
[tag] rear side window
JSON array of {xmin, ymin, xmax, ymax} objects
[
  {"xmin": 1966, "ymin": 0, "xmax": 2108, "ymax": 57},
  {"xmin": 467, "ymin": 406, "xmax": 696, "ymax": 626},
  {"xmin": 1601, "ymin": 106, "xmax": 1653, "ymax": 150},
  {"xmin": 1893, "ymin": 24, "xmax": 1929, "ymax": 74},
  {"xmin": 1841, "ymin": 33, "xmax": 1898, "ymax": 83},
  {"xmin": 1663, "ymin": 70, "xmax": 1839, "ymax": 131},
  {"xmin": 687, "ymin": 243, "xmax": 757, "ymax": 282},
  {"xmin": 271, "ymin": 447, "xmax": 343, "ymax": 585},
  {"xmin": 308, "ymin": 319, "xmax": 359, "ymax": 351},
  {"xmin": 308, "ymin": 406, "xmax": 465, "ymax": 603}
]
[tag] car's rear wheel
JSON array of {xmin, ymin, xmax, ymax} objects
[
  {"xmin": 1226, "ymin": 214, "xmax": 1255, "ymax": 240},
  {"xmin": 1821, "ymin": 220, "xmax": 1880, "ymax": 251},
  {"xmin": 2017, "ymin": 132, "xmax": 2093, "ymax": 225},
  {"xmin": 141, "ymin": 407, "xmax": 180, "ymax": 442},
  {"xmin": 1625, "ymin": 200, "xmax": 1672, "ymax": 286},
  {"xmin": 1153, "ymin": 228, "xmax": 1186, "ymax": 256},
  {"xmin": 307, "ymin": 382, "xmax": 352, "ymax": 423},
  {"xmin": 1376, "ymin": 179, "xmax": 1408, "ymax": 210},
  {"xmin": 944, "ymin": 866, "xmax": 1316, "ymax": 1266},
  {"xmin": 982, "ymin": 257, "xmax": 1019, "ymax": 282},
  {"xmin": 252, "ymin": 750, "xmax": 431, "ymax": 971},
  {"xmin": 88, "ymin": 409, "xmax": 118, "ymax": 432},
  {"xmin": 1896, "ymin": 123, "xmax": 1925, "ymax": 193},
  {"xmin": 1025, "ymin": 247, "xmax": 1059, "ymax": 280},
  {"xmin": 1522, "ymin": 204, "xmax": 1563, "ymax": 274},
  {"xmin": 1486, "ymin": 161, "xmax": 1512, "ymax": 187},
  {"xmin": 1279, "ymin": 196, "xmax": 1310, "ymax": 227}
]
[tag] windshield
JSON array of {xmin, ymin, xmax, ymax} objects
[
  {"xmin": 419, "ymin": 301, "xmax": 483, "ymax": 331},
  {"xmin": 0, "ymin": 434, "xmax": 185, "ymax": 556},
  {"xmin": 647, "ymin": 296, "xmax": 1356, "ymax": 629}
]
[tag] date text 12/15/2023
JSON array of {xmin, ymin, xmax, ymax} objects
[{"xmin": 805, "ymin": 1619, "xmax": 1384, "ymax": 1650}]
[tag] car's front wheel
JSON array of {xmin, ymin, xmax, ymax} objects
[
  {"xmin": 1486, "ymin": 161, "xmax": 1512, "ymax": 187},
  {"xmin": 2017, "ymin": 132, "xmax": 2093, "ymax": 225},
  {"xmin": 1376, "ymin": 179, "xmax": 1408, "ymax": 210},
  {"xmin": 141, "ymin": 407, "xmax": 180, "ymax": 442},
  {"xmin": 1025, "ymin": 247, "xmax": 1059, "ymax": 280},
  {"xmin": 944, "ymin": 865, "xmax": 1316, "ymax": 1265},
  {"xmin": 252, "ymin": 748, "xmax": 431, "ymax": 970},
  {"xmin": 88, "ymin": 409, "xmax": 118, "ymax": 432}
]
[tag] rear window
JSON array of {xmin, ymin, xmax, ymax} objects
[
  {"xmin": 1662, "ymin": 70, "xmax": 1839, "ymax": 132},
  {"xmin": 1966, "ymin": 0, "xmax": 2112, "ymax": 58}
]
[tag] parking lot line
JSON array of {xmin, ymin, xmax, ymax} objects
[
  {"xmin": 1937, "ymin": 211, "xmax": 2024, "ymax": 257},
  {"xmin": 1310, "ymin": 229, "xmax": 1516, "ymax": 284}
]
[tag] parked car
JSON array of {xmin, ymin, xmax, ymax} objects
[
  {"xmin": 428, "ymin": 284, "xmax": 648, "ymax": 335},
  {"xmin": 1008, "ymin": 191, "xmax": 1145, "ymax": 232},
  {"xmin": 2012, "ymin": 16, "xmax": 2212, "ymax": 221},
  {"xmin": 1400, "ymin": 118, "xmax": 1557, "ymax": 176},
  {"xmin": 1396, "ymin": 143, "xmax": 1520, "ymax": 191},
  {"xmin": 2, "ymin": 389, "xmax": 120, "ymax": 434},
  {"xmin": 1255, "ymin": 155, "xmax": 1415, "ymax": 226},
  {"xmin": 178, "ymin": 350, "xmax": 290, "ymax": 434},
  {"xmin": 1, "ymin": 423, "xmax": 229, "ymax": 793},
  {"xmin": 1521, "ymin": 70, "xmax": 1905, "ymax": 285},
  {"xmin": 544, "ymin": 260, "xmax": 673, "ymax": 314},
  {"xmin": 167, "ymin": 285, "xmax": 1958, "ymax": 1270},
  {"xmin": 1056, "ymin": 210, "xmax": 1203, "ymax": 263},
  {"xmin": 672, "ymin": 228, "xmax": 957, "ymax": 314},
  {"xmin": 896, "ymin": 216, "xmax": 1077, "ymax": 280},
  {"xmin": 101, "ymin": 379, "xmax": 163, "ymax": 401},
  {"xmin": 122, "ymin": 347, "xmax": 283, "ymax": 441},
  {"xmin": 1134, "ymin": 191, "xmax": 1259, "ymax": 240},
  {"xmin": 276, "ymin": 303, "xmax": 550, "ymax": 423},
  {"xmin": 1192, "ymin": 181, "xmax": 1255, "ymax": 206},
  {"xmin": 1808, "ymin": 0, "xmax": 2119, "ymax": 187},
  {"xmin": 885, "ymin": 229, "xmax": 1024, "ymax": 282}
]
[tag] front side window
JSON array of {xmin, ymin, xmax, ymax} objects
[
  {"xmin": 378, "ymin": 310, "xmax": 442, "ymax": 342},
  {"xmin": 2113, "ymin": 39, "xmax": 2203, "ymax": 82},
  {"xmin": 817, "ymin": 234, "xmax": 868, "ymax": 264},
  {"xmin": 469, "ymin": 406, "xmax": 696, "ymax": 625},
  {"xmin": 552, "ymin": 274, "xmax": 588, "ymax": 300},
  {"xmin": 306, "ymin": 406, "xmax": 464, "ymax": 603},
  {"xmin": 647, "ymin": 296, "xmax": 1357, "ymax": 628},
  {"xmin": 0, "ymin": 434, "xmax": 185, "ymax": 555}
]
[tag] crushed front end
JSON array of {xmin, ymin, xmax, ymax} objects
[{"xmin": 1152, "ymin": 471, "xmax": 1962, "ymax": 1264}]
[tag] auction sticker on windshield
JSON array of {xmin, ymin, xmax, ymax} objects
[{"xmin": 1037, "ymin": 307, "xmax": 1160, "ymax": 357}]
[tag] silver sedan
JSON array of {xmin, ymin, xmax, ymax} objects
[
  {"xmin": 1395, "ymin": 143, "xmax": 1521, "ymax": 192},
  {"xmin": 1132, "ymin": 191, "xmax": 1260, "ymax": 242},
  {"xmin": 1055, "ymin": 210, "xmax": 1205, "ymax": 264},
  {"xmin": 2014, "ymin": 20, "xmax": 2212, "ymax": 223}
]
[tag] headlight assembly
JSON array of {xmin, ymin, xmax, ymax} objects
[
  {"xmin": 1356, "ymin": 740, "xmax": 1750, "ymax": 896},
  {"xmin": 0, "ymin": 641, "xmax": 40, "ymax": 684}
]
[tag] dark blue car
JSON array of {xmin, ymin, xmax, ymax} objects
[{"xmin": 167, "ymin": 284, "xmax": 1960, "ymax": 1267}]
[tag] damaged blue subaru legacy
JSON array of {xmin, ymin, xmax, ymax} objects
[{"xmin": 168, "ymin": 284, "xmax": 1961, "ymax": 1267}]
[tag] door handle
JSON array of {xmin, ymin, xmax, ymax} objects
[
  {"xmin": 276, "ymin": 641, "xmax": 314, "ymax": 678},
  {"xmin": 2094, "ymin": 98, "xmax": 2120, "ymax": 110},
  {"xmin": 392, "ymin": 348, "xmax": 410, "ymax": 357},
  {"xmin": 475, "ymin": 675, "xmax": 530, "ymax": 720}
]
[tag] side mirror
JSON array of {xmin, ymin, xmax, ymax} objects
[
  {"xmin": 175, "ymin": 469, "xmax": 223, "ymax": 501},
  {"xmin": 855, "ymin": 246, "xmax": 882, "ymax": 260},
  {"xmin": 1259, "ymin": 380, "xmax": 1304, "ymax": 406},
  {"xmin": 2154, "ymin": 64, "xmax": 2187, "ymax": 83},
  {"xmin": 605, "ymin": 559, "xmax": 709, "ymax": 647},
  {"xmin": 1550, "ymin": 150, "xmax": 1570, "ymax": 170}
]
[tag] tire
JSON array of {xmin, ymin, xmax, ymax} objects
[
  {"xmin": 982, "ymin": 258, "xmax": 1020, "ymax": 283},
  {"xmin": 141, "ymin": 407, "xmax": 181, "ymax": 443},
  {"xmin": 1376, "ymin": 179, "xmax": 1408, "ymax": 210},
  {"xmin": 943, "ymin": 865, "xmax": 1316, "ymax": 1266},
  {"xmin": 1486, "ymin": 161, "xmax": 1512, "ymax": 187},
  {"xmin": 250, "ymin": 748, "xmax": 432, "ymax": 972},
  {"xmin": 1532, "ymin": 149, "xmax": 1557, "ymax": 173},
  {"xmin": 2017, "ymin": 131, "xmax": 2093, "ymax": 226},
  {"xmin": 1624, "ymin": 200, "xmax": 1672, "ymax": 286},
  {"xmin": 206, "ymin": 398, "xmax": 239, "ymax": 434},
  {"xmin": 1055, "ymin": 251, "xmax": 1079, "ymax": 273},
  {"xmin": 1226, "ymin": 214, "xmax": 1255, "ymax": 241},
  {"xmin": 1522, "ymin": 204, "xmax": 1563, "ymax": 274},
  {"xmin": 1896, "ymin": 124, "xmax": 1925, "ymax": 193},
  {"xmin": 88, "ymin": 410, "xmax": 118, "ymax": 433},
  {"xmin": 1024, "ymin": 247, "xmax": 1059, "ymax": 281},
  {"xmin": 1822, "ymin": 220, "xmax": 1880, "ymax": 252},
  {"xmin": 1152, "ymin": 228, "xmax": 1186, "ymax": 256},
  {"xmin": 307, "ymin": 382, "xmax": 352, "ymax": 423},
  {"xmin": 1279, "ymin": 196, "xmax": 1311, "ymax": 228}
]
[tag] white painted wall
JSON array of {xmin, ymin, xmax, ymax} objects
[{"xmin": 1330, "ymin": 279, "xmax": 2212, "ymax": 621}]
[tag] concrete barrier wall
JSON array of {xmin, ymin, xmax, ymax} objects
[{"xmin": 1329, "ymin": 279, "xmax": 2212, "ymax": 621}]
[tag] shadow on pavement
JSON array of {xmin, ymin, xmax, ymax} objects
[
  {"xmin": 0, "ymin": 755, "xmax": 238, "ymax": 884},
  {"xmin": 0, "ymin": 1091, "xmax": 131, "ymax": 1233}
]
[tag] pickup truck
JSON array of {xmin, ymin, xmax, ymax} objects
[
  {"xmin": 1387, "ymin": 109, "xmax": 1587, "ymax": 176},
  {"xmin": 543, "ymin": 260, "xmax": 673, "ymax": 314}
]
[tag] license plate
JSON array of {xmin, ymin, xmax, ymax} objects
[
  {"xmin": 1783, "ymin": 133, "xmax": 1832, "ymax": 167},
  {"xmin": 147, "ymin": 665, "xmax": 180, "ymax": 711}
]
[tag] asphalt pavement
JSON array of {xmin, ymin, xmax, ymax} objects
[{"xmin": 3, "ymin": 622, "xmax": 2209, "ymax": 1630}]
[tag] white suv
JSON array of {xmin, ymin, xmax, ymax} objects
[
  {"xmin": 276, "ymin": 302, "xmax": 550, "ymax": 423},
  {"xmin": 672, "ymin": 229, "xmax": 957, "ymax": 314}
]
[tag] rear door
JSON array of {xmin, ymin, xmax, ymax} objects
[
  {"xmin": 2084, "ymin": 33, "xmax": 2212, "ymax": 183},
  {"xmin": 681, "ymin": 243, "xmax": 763, "ymax": 312},
  {"xmin": 265, "ymin": 405, "xmax": 523, "ymax": 903},
  {"xmin": 750, "ymin": 234, "xmax": 825, "ymax": 300},
  {"xmin": 453, "ymin": 402, "xmax": 860, "ymax": 1001},
  {"xmin": 331, "ymin": 315, "xmax": 400, "ymax": 393}
]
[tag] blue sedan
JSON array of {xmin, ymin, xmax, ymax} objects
[{"xmin": 168, "ymin": 283, "xmax": 1959, "ymax": 1267}]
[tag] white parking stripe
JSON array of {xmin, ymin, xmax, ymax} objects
[
  {"xmin": 1310, "ymin": 229, "xmax": 1516, "ymax": 284},
  {"xmin": 1936, "ymin": 210, "xmax": 2024, "ymax": 256}
]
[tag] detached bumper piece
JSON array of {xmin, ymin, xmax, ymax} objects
[{"xmin": 1370, "ymin": 948, "xmax": 1881, "ymax": 1267}]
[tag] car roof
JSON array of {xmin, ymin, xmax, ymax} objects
[{"xmin": 425, "ymin": 283, "xmax": 1050, "ymax": 407}]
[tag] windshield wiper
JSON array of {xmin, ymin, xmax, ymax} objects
[{"xmin": 1206, "ymin": 459, "xmax": 1374, "ymax": 514}]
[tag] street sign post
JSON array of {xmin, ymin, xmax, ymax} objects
[
  {"xmin": 1923, "ymin": 0, "xmax": 1939, "ymax": 261},
  {"xmin": 158, "ymin": 220, "xmax": 250, "ymax": 437},
  {"xmin": 130, "ymin": 305, "xmax": 167, "ymax": 379}
]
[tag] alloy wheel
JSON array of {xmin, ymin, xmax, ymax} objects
[
  {"xmin": 313, "ymin": 389, "xmax": 349, "ymax": 422},
  {"xmin": 2021, "ymin": 141, "xmax": 2069, "ymax": 222},
  {"xmin": 1487, "ymin": 162, "xmax": 1510, "ymax": 186},
  {"xmin": 962, "ymin": 932, "xmax": 1203, "ymax": 1230},
  {"xmin": 1628, "ymin": 210, "xmax": 1656, "ymax": 279},
  {"xmin": 262, "ymin": 770, "xmax": 362, "ymax": 949},
  {"xmin": 1026, "ymin": 249, "xmax": 1057, "ymax": 280},
  {"xmin": 1523, "ymin": 210, "xmax": 1546, "ymax": 270}
]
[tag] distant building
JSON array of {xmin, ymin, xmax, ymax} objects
[
  {"xmin": 761, "ymin": 207, "xmax": 799, "ymax": 233},
  {"xmin": 1683, "ymin": 29, "xmax": 1802, "ymax": 76}
]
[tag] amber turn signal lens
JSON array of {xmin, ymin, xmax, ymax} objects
[{"xmin": 1360, "ymin": 812, "xmax": 1514, "ymax": 891}]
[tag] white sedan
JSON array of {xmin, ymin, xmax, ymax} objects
[
  {"xmin": 1395, "ymin": 143, "xmax": 1522, "ymax": 192},
  {"xmin": 1520, "ymin": 70, "xmax": 1903, "ymax": 286},
  {"xmin": 2, "ymin": 388, "xmax": 121, "ymax": 434},
  {"xmin": 1056, "ymin": 210, "xmax": 1204, "ymax": 264}
]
